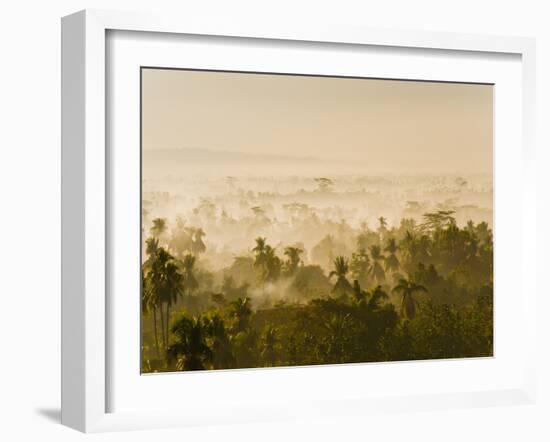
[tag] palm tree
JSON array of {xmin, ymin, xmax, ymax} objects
[
  {"xmin": 350, "ymin": 248, "xmax": 370, "ymax": 286},
  {"xmin": 265, "ymin": 245, "xmax": 282, "ymax": 282},
  {"xmin": 378, "ymin": 216, "xmax": 387, "ymax": 230},
  {"xmin": 230, "ymin": 297, "xmax": 252, "ymax": 333},
  {"xmin": 400, "ymin": 230, "xmax": 418, "ymax": 265},
  {"xmin": 252, "ymin": 237, "xmax": 267, "ymax": 280},
  {"xmin": 150, "ymin": 217, "xmax": 167, "ymax": 238},
  {"xmin": 191, "ymin": 227, "xmax": 206, "ymax": 255},
  {"xmin": 167, "ymin": 315, "xmax": 212, "ymax": 370},
  {"xmin": 145, "ymin": 237, "xmax": 159, "ymax": 257},
  {"xmin": 143, "ymin": 237, "xmax": 159, "ymax": 270},
  {"xmin": 369, "ymin": 245, "xmax": 386, "ymax": 283},
  {"xmin": 384, "ymin": 238, "xmax": 400, "ymax": 273},
  {"xmin": 253, "ymin": 238, "xmax": 281, "ymax": 285},
  {"xmin": 180, "ymin": 254, "xmax": 199, "ymax": 296},
  {"xmin": 392, "ymin": 278, "xmax": 428, "ymax": 319},
  {"xmin": 141, "ymin": 270, "xmax": 160, "ymax": 356},
  {"xmin": 253, "ymin": 237, "xmax": 266, "ymax": 254},
  {"xmin": 283, "ymin": 246, "xmax": 303, "ymax": 276},
  {"xmin": 203, "ymin": 314, "xmax": 235, "ymax": 369},
  {"xmin": 147, "ymin": 248, "xmax": 184, "ymax": 349},
  {"xmin": 352, "ymin": 279, "xmax": 367, "ymax": 305},
  {"xmin": 329, "ymin": 256, "xmax": 353, "ymax": 295}
]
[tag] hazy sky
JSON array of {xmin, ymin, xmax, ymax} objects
[{"xmin": 142, "ymin": 68, "xmax": 493, "ymax": 174}]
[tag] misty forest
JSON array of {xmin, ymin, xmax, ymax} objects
[{"xmin": 141, "ymin": 169, "xmax": 493, "ymax": 373}]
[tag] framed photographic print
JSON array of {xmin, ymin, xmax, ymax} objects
[{"xmin": 61, "ymin": 9, "xmax": 537, "ymax": 432}]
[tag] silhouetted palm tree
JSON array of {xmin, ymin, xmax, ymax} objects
[
  {"xmin": 369, "ymin": 245, "xmax": 386, "ymax": 283},
  {"xmin": 252, "ymin": 238, "xmax": 282, "ymax": 285},
  {"xmin": 400, "ymin": 230, "xmax": 418, "ymax": 263},
  {"xmin": 180, "ymin": 254, "xmax": 199, "ymax": 296},
  {"xmin": 191, "ymin": 227, "xmax": 207, "ymax": 255},
  {"xmin": 142, "ymin": 270, "xmax": 160, "ymax": 356},
  {"xmin": 283, "ymin": 246, "xmax": 303, "ymax": 276},
  {"xmin": 150, "ymin": 217, "xmax": 167, "ymax": 238},
  {"xmin": 384, "ymin": 238, "xmax": 400, "ymax": 273},
  {"xmin": 253, "ymin": 237, "xmax": 267, "ymax": 270},
  {"xmin": 264, "ymin": 245, "xmax": 282, "ymax": 281},
  {"xmin": 392, "ymin": 278, "xmax": 428, "ymax": 319},
  {"xmin": 352, "ymin": 280, "xmax": 368, "ymax": 305},
  {"xmin": 329, "ymin": 256, "xmax": 353, "ymax": 295},
  {"xmin": 147, "ymin": 248, "xmax": 184, "ymax": 349},
  {"xmin": 168, "ymin": 315, "xmax": 212, "ymax": 370},
  {"xmin": 350, "ymin": 248, "xmax": 370, "ymax": 286},
  {"xmin": 145, "ymin": 237, "xmax": 159, "ymax": 257}
]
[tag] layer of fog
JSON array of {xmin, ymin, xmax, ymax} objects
[{"xmin": 142, "ymin": 151, "xmax": 492, "ymax": 310}]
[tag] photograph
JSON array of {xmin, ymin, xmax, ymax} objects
[{"xmin": 140, "ymin": 68, "xmax": 494, "ymax": 373}]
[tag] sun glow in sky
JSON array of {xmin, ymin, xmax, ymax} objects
[{"xmin": 142, "ymin": 68, "xmax": 493, "ymax": 174}]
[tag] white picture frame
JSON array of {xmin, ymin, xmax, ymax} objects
[{"xmin": 61, "ymin": 9, "xmax": 537, "ymax": 433}]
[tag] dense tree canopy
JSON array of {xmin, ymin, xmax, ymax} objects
[{"xmin": 141, "ymin": 211, "xmax": 493, "ymax": 373}]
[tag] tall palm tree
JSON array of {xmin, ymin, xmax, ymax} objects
[
  {"xmin": 400, "ymin": 230, "xmax": 418, "ymax": 263},
  {"xmin": 180, "ymin": 254, "xmax": 199, "ymax": 296},
  {"xmin": 369, "ymin": 245, "xmax": 386, "ymax": 283},
  {"xmin": 253, "ymin": 237, "xmax": 266, "ymax": 255},
  {"xmin": 352, "ymin": 279, "xmax": 368, "ymax": 305},
  {"xmin": 143, "ymin": 237, "xmax": 159, "ymax": 273},
  {"xmin": 392, "ymin": 278, "xmax": 428, "ymax": 319},
  {"xmin": 264, "ymin": 245, "xmax": 281, "ymax": 281},
  {"xmin": 350, "ymin": 248, "xmax": 370, "ymax": 286},
  {"xmin": 329, "ymin": 256, "xmax": 353, "ymax": 295},
  {"xmin": 147, "ymin": 248, "xmax": 184, "ymax": 349},
  {"xmin": 252, "ymin": 237, "xmax": 267, "ymax": 282},
  {"xmin": 141, "ymin": 269, "xmax": 160, "ymax": 356},
  {"xmin": 145, "ymin": 237, "xmax": 159, "ymax": 257},
  {"xmin": 253, "ymin": 238, "xmax": 281, "ymax": 285},
  {"xmin": 191, "ymin": 227, "xmax": 206, "ymax": 255},
  {"xmin": 378, "ymin": 216, "xmax": 388, "ymax": 230},
  {"xmin": 283, "ymin": 246, "xmax": 303, "ymax": 276},
  {"xmin": 167, "ymin": 315, "xmax": 212, "ymax": 371},
  {"xmin": 384, "ymin": 238, "xmax": 400, "ymax": 273},
  {"xmin": 150, "ymin": 217, "xmax": 167, "ymax": 238}
]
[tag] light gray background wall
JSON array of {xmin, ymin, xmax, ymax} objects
[{"xmin": 0, "ymin": 1, "xmax": 548, "ymax": 441}]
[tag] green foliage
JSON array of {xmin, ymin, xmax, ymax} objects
[
  {"xmin": 167, "ymin": 315, "xmax": 212, "ymax": 370},
  {"xmin": 141, "ymin": 215, "xmax": 494, "ymax": 372}
]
